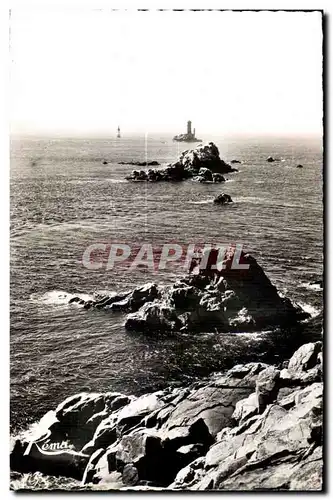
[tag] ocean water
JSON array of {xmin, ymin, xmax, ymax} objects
[{"xmin": 10, "ymin": 134, "xmax": 323, "ymax": 433}]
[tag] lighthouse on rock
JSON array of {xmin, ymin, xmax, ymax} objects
[{"xmin": 173, "ymin": 120, "xmax": 201, "ymax": 142}]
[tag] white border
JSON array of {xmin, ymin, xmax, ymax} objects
[{"xmin": 2, "ymin": 0, "xmax": 329, "ymax": 497}]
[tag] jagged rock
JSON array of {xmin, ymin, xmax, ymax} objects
[
  {"xmin": 70, "ymin": 284, "xmax": 158, "ymax": 314},
  {"xmin": 280, "ymin": 342, "xmax": 322, "ymax": 386},
  {"xmin": 125, "ymin": 300, "xmax": 181, "ymax": 332},
  {"xmin": 122, "ymin": 464, "xmax": 139, "ymax": 486},
  {"xmin": 125, "ymin": 169, "xmax": 148, "ymax": 181},
  {"xmin": 230, "ymin": 159, "xmax": 241, "ymax": 164},
  {"xmin": 267, "ymin": 156, "xmax": 276, "ymax": 162},
  {"xmin": 213, "ymin": 193, "xmax": 233, "ymax": 205},
  {"xmin": 193, "ymin": 167, "xmax": 213, "ymax": 182},
  {"xmin": 169, "ymin": 457, "xmax": 206, "ymax": 489},
  {"xmin": 178, "ymin": 142, "xmax": 237, "ymax": 174},
  {"xmin": 170, "ymin": 344, "xmax": 323, "ymax": 491},
  {"xmin": 288, "ymin": 342, "xmax": 322, "ymax": 373},
  {"xmin": 212, "ymin": 173, "xmax": 225, "ymax": 183},
  {"xmin": 255, "ymin": 365, "xmax": 280, "ymax": 412},
  {"xmin": 125, "ymin": 143, "xmax": 236, "ymax": 183},
  {"xmin": 70, "ymin": 249, "xmax": 310, "ymax": 334},
  {"xmin": 232, "ymin": 392, "xmax": 258, "ymax": 424}
]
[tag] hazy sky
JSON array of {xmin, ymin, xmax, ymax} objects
[{"xmin": 10, "ymin": 9, "xmax": 323, "ymax": 136}]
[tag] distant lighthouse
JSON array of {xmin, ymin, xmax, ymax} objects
[{"xmin": 117, "ymin": 126, "xmax": 121, "ymax": 138}]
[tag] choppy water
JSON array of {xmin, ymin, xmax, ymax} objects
[{"xmin": 10, "ymin": 134, "xmax": 323, "ymax": 433}]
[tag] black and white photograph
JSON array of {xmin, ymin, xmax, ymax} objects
[{"xmin": 9, "ymin": 7, "xmax": 324, "ymax": 491}]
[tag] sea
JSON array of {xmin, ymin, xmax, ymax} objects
[{"xmin": 10, "ymin": 133, "xmax": 323, "ymax": 446}]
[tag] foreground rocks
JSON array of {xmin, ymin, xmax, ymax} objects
[
  {"xmin": 125, "ymin": 142, "xmax": 237, "ymax": 182},
  {"xmin": 68, "ymin": 248, "xmax": 309, "ymax": 334},
  {"xmin": 11, "ymin": 342, "xmax": 323, "ymax": 490}
]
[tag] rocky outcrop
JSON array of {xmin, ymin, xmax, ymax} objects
[
  {"xmin": 10, "ymin": 342, "xmax": 323, "ymax": 491},
  {"xmin": 119, "ymin": 161, "xmax": 160, "ymax": 167},
  {"xmin": 213, "ymin": 193, "xmax": 233, "ymax": 205},
  {"xmin": 212, "ymin": 173, "xmax": 225, "ymax": 183},
  {"xmin": 175, "ymin": 143, "xmax": 237, "ymax": 175},
  {"xmin": 125, "ymin": 143, "xmax": 236, "ymax": 182},
  {"xmin": 68, "ymin": 249, "xmax": 308, "ymax": 333},
  {"xmin": 193, "ymin": 167, "xmax": 213, "ymax": 182},
  {"xmin": 267, "ymin": 156, "xmax": 281, "ymax": 163}
]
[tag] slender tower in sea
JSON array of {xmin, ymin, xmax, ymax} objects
[{"xmin": 117, "ymin": 126, "xmax": 121, "ymax": 138}]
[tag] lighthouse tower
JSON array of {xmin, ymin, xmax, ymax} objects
[{"xmin": 187, "ymin": 120, "xmax": 192, "ymax": 136}]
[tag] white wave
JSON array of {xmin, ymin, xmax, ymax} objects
[
  {"xmin": 188, "ymin": 199, "xmax": 213, "ymax": 205},
  {"xmin": 10, "ymin": 472, "xmax": 83, "ymax": 491},
  {"xmin": 300, "ymin": 282, "xmax": 323, "ymax": 292},
  {"xmin": 107, "ymin": 179, "xmax": 128, "ymax": 183},
  {"xmin": 30, "ymin": 290, "xmax": 94, "ymax": 306},
  {"xmin": 234, "ymin": 330, "xmax": 268, "ymax": 339},
  {"xmin": 12, "ymin": 410, "xmax": 57, "ymax": 445},
  {"xmin": 297, "ymin": 301, "xmax": 321, "ymax": 318}
]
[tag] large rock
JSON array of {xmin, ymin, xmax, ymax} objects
[
  {"xmin": 177, "ymin": 143, "xmax": 237, "ymax": 174},
  {"xmin": 125, "ymin": 143, "xmax": 236, "ymax": 183},
  {"xmin": 70, "ymin": 249, "xmax": 309, "ymax": 334},
  {"xmin": 280, "ymin": 342, "xmax": 322, "ymax": 386}
]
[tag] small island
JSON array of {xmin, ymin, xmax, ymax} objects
[{"xmin": 173, "ymin": 120, "xmax": 201, "ymax": 142}]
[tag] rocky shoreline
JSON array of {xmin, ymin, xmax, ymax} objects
[{"xmin": 11, "ymin": 340, "xmax": 323, "ymax": 490}]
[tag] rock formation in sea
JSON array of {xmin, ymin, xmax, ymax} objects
[
  {"xmin": 119, "ymin": 161, "xmax": 160, "ymax": 167},
  {"xmin": 213, "ymin": 193, "xmax": 233, "ymax": 205},
  {"xmin": 125, "ymin": 142, "xmax": 237, "ymax": 183},
  {"xmin": 266, "ymin": 156, "xmax": 281, "ymax": 163},
  {"xmin": 10, "ymin": 341, "xmax": 323, "ymax": 490},
  {"xmin": 68, "ymin": 248, "xmax": 308, "ymax": 333}
]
